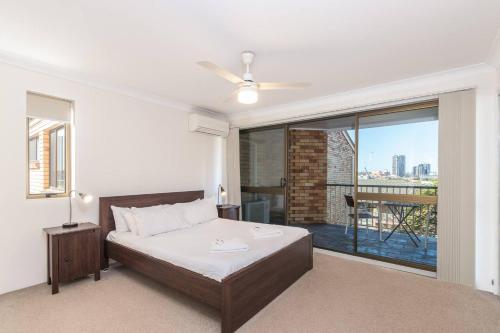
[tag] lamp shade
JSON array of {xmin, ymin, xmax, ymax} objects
[
  {"xmin": 80, "ymin": 193, "xmax": 93, "ymax": 204},
  {"xmin": 64, "ymin": 190, "xmax": 93, "ymax": 228}
]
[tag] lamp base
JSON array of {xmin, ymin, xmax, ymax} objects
[{"xmin": 62, "ymin": 222, "xmax": 79, "ymax": 229}]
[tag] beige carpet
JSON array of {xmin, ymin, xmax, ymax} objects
[{"xmin": 1, "ymin": 253, "xmax": 499, "ymax": 333}]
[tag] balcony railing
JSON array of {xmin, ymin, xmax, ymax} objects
[{"xmin": 327, "ymin": 183, "xmax": 438, "ymax": 239}]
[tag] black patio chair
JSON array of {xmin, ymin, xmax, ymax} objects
[{"xmin": 344, "ymin": 195, "xmax": 373, "ymax": 234}]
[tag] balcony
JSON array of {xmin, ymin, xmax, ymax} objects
[{"xmin": 296, "ymin": 183, "xmax": 438, "ymax": 268}]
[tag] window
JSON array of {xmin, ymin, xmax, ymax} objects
[
  {"xmin": 27, "ymin": 92, "xmax": 72, "ymax": 198},
  {"xmin": 29, "ymin": 137, "xmax": 38, "ymax": 161},
  {"xmin": 49, "ymin": 126, "xmax": 66, "ymax": 190}
]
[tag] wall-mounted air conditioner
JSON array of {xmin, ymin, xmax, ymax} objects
[{"xmin": 188, "ymin": 113, "xmax": 229, "ymax": 138}]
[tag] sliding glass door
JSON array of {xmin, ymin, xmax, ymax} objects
[
  {"xmin": 238, "ymin": 101, "xmax": 439, "ymax": 271},
  {"xmin": 355, "ymin": 103, "xmax": 438, "ymax": 270},
  {"xmin": 240, "ymin": 126, "xmax": 287, "ymax": 225},
  {"xmin": 287, "ymin": 116, "xmax": 356, "ymax": 254}
]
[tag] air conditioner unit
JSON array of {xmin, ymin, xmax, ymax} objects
[{"xmin": 188, "ymin": 113, "xmax": 229, "ymax": 138}]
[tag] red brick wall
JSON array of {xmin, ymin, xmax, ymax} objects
[{"xmin": 288, "ymin": 130, "xmax": 327, "ymax": 224}]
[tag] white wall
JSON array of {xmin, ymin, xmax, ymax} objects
[
  {"xmin": 0, "ymin": 62, "xmax": 224, "ymax": 295},
  {"xmin": 496, "ymin": 52, "xmax": 500, "ymax": 296},
  {"xmin": 230, "ymin": 64, "xmax": 500, "ymax": 294}
]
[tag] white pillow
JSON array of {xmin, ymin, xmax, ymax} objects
[
  {"xmin": 123, "ymin": 210, "xmax": 139, "ymax": 236},
  {"xmin": 174, "ymin": 199, "xmax": 200, "ymax": 210},
  {"xmin": 132, "ymin": 205, "xmax": 188, "ymax": 237},
  {"xmin": 173, "ymin": 199, "xmax": 199, "ymax": 222},
  {"xmin": 110, "ymin": 206, "xmax": 130, "ymax": 233},
  {"xmin": 182, "ymin": 197, "xmax": 218, "ymax": 226}
]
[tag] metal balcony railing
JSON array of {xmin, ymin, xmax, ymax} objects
[{"xmin": 327, "ymin": 183, "xmax": 438, "ymax": 238}]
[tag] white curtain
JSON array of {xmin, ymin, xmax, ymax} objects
[
  {"xmin": 226, "ymin": 127, "xmax": 242, "ymax": 209},
  {"xmin": 437, "ymin": 89, "xmax": 475, "ymax": 286}
]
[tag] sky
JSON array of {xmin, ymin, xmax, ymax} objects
[{"xmin": 347, "ymin": 120, "xmax": 438, "ymax": 174}]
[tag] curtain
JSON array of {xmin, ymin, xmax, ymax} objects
[
  {"xmin": 437, "ymin": 89, "xmax": 475, "ymax": 286},
  {"xmin": 226, "ymin": 127, "xmax": 242, "ymax": 210}
]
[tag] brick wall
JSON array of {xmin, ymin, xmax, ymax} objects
[
  {"xmin": 288, "ymin": 130, "xmax": 327, "ymax": 224},
  {"xmin": 326, "ymin": 130, "xmax": 355, "ymax": 225},
  {"xmin": 240, "ymin": 128, "xmax": 354, "ymax": 226},
  {"xmin": 240, "ymin": 129, "xmax": 284, "ymax": 187},
  {"xmin": 327, "ymin": 130, "xmax": 354, "ymax": 184}
]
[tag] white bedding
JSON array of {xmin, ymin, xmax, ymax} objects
[{"xmin": 107, "ymin": 218, "xmax": 309, "ymax": 282}]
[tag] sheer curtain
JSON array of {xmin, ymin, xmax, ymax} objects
[{"xmin": 226, "ymin": 127, "xmax": 242, "ymax": 211}]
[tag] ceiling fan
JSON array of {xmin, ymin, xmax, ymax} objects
[{"xmin": 197, "ymin": 51, "xmax": 310, "ymax": 104}]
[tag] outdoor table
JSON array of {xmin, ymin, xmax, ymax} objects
[{"xmin": 382, "ymin": 201, "xmax": 421, "ymax": 247}]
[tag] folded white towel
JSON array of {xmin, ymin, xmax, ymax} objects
[
  {"xmin": 210, "ymin": 238, "xmax": 249, "ymax": 253},
  {"xmin": 251, "ymin": 225, "xmax": 284, "ymax": 239}
]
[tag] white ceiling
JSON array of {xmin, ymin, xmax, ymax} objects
[{"xmin": 1, "ymin": 0, "xmax": 499, "ymax": 114}]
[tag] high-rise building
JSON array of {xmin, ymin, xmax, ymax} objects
[
  {"xmin": 417, "ymin": 163, "xmax": 431, "ymax": 178},
  {"xmin": 412, "ymin": 163, "xmax": 431, "ymax": 178},
  {"xmin": 392, "ymin": 155, "xmax": 406, "ymax": 177}
]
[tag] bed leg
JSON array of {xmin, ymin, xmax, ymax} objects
[
  {"xmin": 100, "ymin": 240, "xmax": 110, "ymax": 270},
  {"xmin": 101, "ymin": 255, "xmax": 109, "ymax": 270},
  {"xmin": 308, "ymin": 234, "xmax": 314, "ymax": 270}
]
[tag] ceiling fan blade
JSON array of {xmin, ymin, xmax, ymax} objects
[
  {"xmin": 197, "ymin": 61, "xmax": 243, "ymax": 84},
  {"xmin": 224, "ymin": 90, "xmax": 238, "ymax": 103},
  {"xmin": 258, "ymin": 82, "xmax": 310, "ymax": 90}
]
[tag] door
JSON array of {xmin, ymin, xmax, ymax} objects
[
  {"xmin": 240, "ymin": 126, "xmax": 287, "ymax": 225},
  {"xmin": 354, "ymin": 102, "xmax": 439, "ymax": 270},
  {"xmin": 286, "ymin": 115, "xmax": 356, "ymax": 253},
  {"xmin": 58, "ymin": 231, "xmax": 97, "ymax": 282}
]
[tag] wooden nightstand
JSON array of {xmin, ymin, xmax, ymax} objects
[
  {"xmin": 44, "ymin": 222, "xmax": 100, "ymax": 294},
  {"xmin": 217, "ymin": 205, "xmax": 240, "ymax": 221}
]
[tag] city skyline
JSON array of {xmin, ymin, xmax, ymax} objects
[{"xmin": 347, "ymin": 119, "xmax": 438, "ymax": 174}]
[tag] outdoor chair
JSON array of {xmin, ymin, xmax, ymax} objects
[{"xmin": 344, "ymin": 195, "xmax": 374, "ymax": 234}]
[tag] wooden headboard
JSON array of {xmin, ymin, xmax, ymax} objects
[{"xmin": 99, "ymin": 190, "xmax": 204, "ymax": 268}]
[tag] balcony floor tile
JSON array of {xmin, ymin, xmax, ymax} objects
[{"xmin": 295, "ymin": 223, "xmax": 436, "ymax": 268}]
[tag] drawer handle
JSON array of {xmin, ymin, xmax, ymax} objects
[{"xmin": 64, "ymin": 257, "xmax": 72, "ymax": 263}]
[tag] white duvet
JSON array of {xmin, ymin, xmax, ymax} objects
[{"xmin": 107, "ymin": 218, "xmax": 309, "ymax": 282}]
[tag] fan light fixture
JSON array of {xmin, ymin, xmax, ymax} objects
[
  {"xmin": 237, "ymin": 85, "xmax": 258, "ymax": 104},
  {"xmin": 197, "ymin": 50, "xmax": 310, "ymax": 105}
]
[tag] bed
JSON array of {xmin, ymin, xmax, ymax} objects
[{"xmin": 99, "ymin": 191, "xmax": 313, "ymax": 333}]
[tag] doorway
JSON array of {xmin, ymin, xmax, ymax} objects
[{"xmin": 240, "ymin": 126, "xmax": 287, "ymax": 225}]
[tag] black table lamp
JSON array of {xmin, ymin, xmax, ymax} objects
[{"xmin": 62, "ymin": 190, "xmax": 93, "ymax": 228}]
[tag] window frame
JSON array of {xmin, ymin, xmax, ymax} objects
[
  {"xmin": 49, "ymin": 125, "xmax": 67, "ymax": 191},
  {"xmin": 26, "ymin": 119, "xmax": 72, "ymax": 199}
]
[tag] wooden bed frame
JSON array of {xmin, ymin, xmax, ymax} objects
[{"xmin": 99, "ymin": 190, "xmax": 313, "ymax": 333}]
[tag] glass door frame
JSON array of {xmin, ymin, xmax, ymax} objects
[
  {"xmin": 353, "ymin": 100, "xmax": 439, "ymax": 271},
  {"xmin": 239, "ymin": 124, "xmax": 289, "ymax": 225}
]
